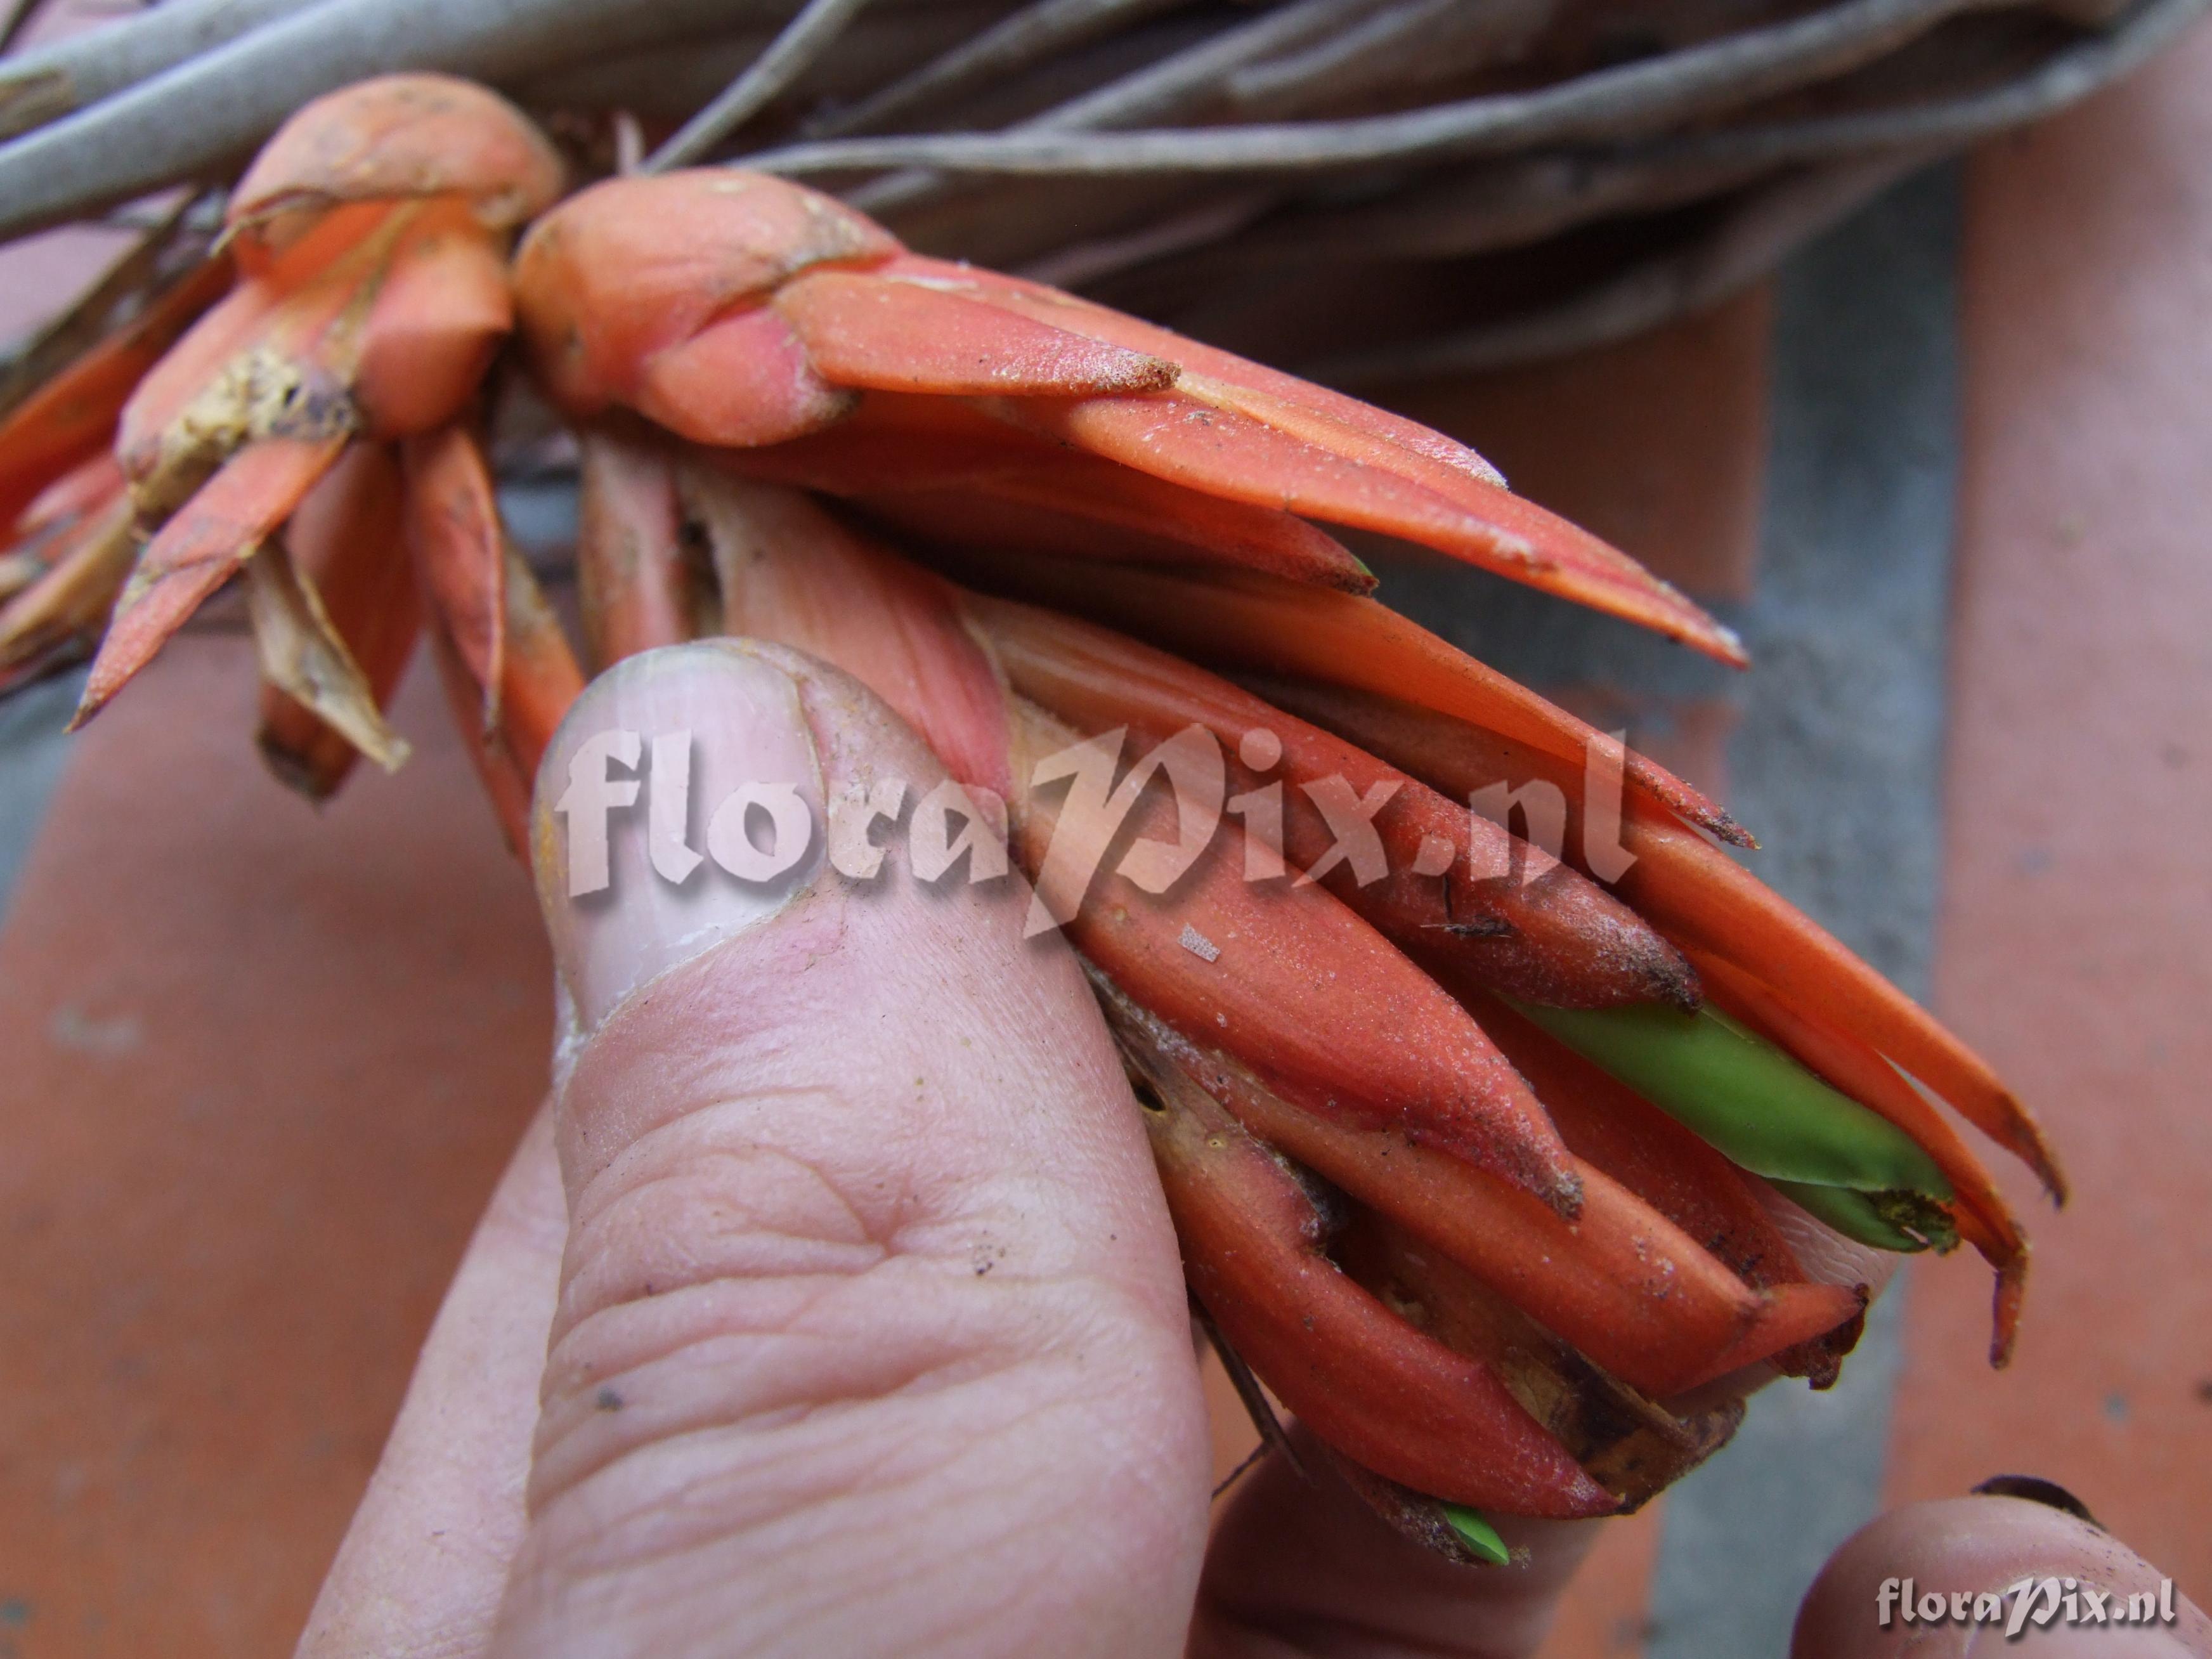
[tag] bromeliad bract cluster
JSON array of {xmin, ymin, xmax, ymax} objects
[{"xmin": 0, "ymin": 75, "xmax": 2058, "ymax": 1554}]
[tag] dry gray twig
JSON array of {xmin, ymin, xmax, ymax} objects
[
  {"xmin": 1312, "ymin": 152, "xmax": 1930, "ymax": 384},
  {"xmin": 0, "ymin": 0, "xmax": 2196, "ymax": 375},
  {"xmin": 846, "ymin": 0, "xmax": 1391, "ymax": 219},
  {"xmin": 0, "ymin": 0, "xmax": 43, "ymax": 58},
  {"xmin": 0, "ymin": 0, "xmax": 320, "ymax": 142},
  {"xmin": 1038, "ymin": 0, "xmax": 2195, "ymax": 316},
  {"xmin": 646, "ymin": 0, "xmax": 880, "ymax": 172},
  {"xmin": 1225, "ymin": 0, "xmax": 1552, "ymax": 115},
  {"xmin": 744, "ymin": 0, "xmax": 2006, "ymax": 176},
  {"xmin": 803, "ymin": 0, "xmax": 1188, "ymax": 138},
  {"xmin": 1015, "ymin": 186, "xmax": 1278, "ymax": 285},
  {"xmin": 1653, "ymin": 0, "xmax": 2209, "ymax": 169},
  {"xmin": 1069, "ymin": 148, "xmax": 1776, "ymax": 293},
  {"xmin": 0, "ymin": 0, "xmax": 761, "ymax": 242},
  {"xmin": 1034, "ymin": 0, "xmax": 1386, "ymax": 131},
  {"xmin": 516, "ymin": 5, "xmax": 1010, "ymax": 121}
]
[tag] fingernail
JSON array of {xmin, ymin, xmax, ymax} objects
[
  {"xmin": 1971, "ymin": 1473, "xmax": 2101, "ymax": 1528},
  {"xmin": 532, "ymin": 641, "xmax": 824, "ymax": 1031}
]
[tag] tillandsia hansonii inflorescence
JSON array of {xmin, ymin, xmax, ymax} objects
[{"xmin": 0, "ymin": 76, "xmax": 2060, "ymax": 1558}]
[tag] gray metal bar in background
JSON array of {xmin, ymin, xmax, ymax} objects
[
  {"xmin": 1646, "ymin": 163, "xmax": 1964, "ymax": 1659},
  {"xmin": 0, "ymin": 665, "xmax": 84, "ymax": 927}
]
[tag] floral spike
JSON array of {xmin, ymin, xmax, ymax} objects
[
  {"xmin": 967, "ymin": 591, "xmax": 1700, "ymax": 1013},
  {"xmin": 1690, "ymin": 950, "xmax": 2027, "ymax": 1366},
  {"xmin": 687, "ymin": 472, "xmax": 1585, "ymax": 1217},
  {"xmin": 1611, "ymin": 816, "xmax": 2066, "ymax": 1207},
  {"xmin": 1112, "ymin": 991, "xmax": 1621, "ymax": 1519},
  {"xmin": 1266, "ymin": 675, "xmax": 2060, "ymax": 1205},
  {"xmin": 1012, "ymin": 694, "xmax": 1585, "ymax": 1215},
  {"xmin": 74, "ymin": 75, "xmax": 560, "ymax": 727},
  {"xmin": 512, "ymin": 170, "xmax": 1743, "ymax": 661},
  {"xmin": 4, "ymin": 74, "xmax": 2062, "ymax": 1532},
  {"xmin": 1111, "ymin": 977, "xmax": 1851, "ymax": 1400},
  {"xmin": 1336, "ymin": 1213, "xmax": 1746, "ymax": 1510},
  {"xmin": 1467, "ymin": 992, "xmax": 1813, "ymax": 1292},
  {"xmin": 429, "ymin": 541, "xmax": 582, "ymax": 861},
  {"xmin": 684, "ymin": 466, "xmax": 1014, "ymax": 800},
  {"xmin": 711, "ymin": 413, "xmax": 1377, "ymax": 590},
  {"xmin": 929, "ymin": 555, "xmax": 1751, "ymax": 848}
]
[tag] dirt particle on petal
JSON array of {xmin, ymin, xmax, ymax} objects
[{"xmin": 594, "ymin": 1388, "xmax": 624, "ymax": 1412}]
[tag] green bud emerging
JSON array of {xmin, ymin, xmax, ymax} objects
[
  {"xmin": 1441, "ymin": 1502, "xmax": 1511, "ymax": 1565},
  {"xmin": 1770, "ymin": 1179, "xmax": 1958, "ymax": 1254},
  {"xmin": 1509, "ymin": 1001, "xmax": 1953, "ymax": 1254}
]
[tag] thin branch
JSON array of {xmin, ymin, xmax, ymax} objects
[
  {"xmin": 1120, "ymin": 150, "xmax": 1776, "ymax": 278},
  {"xmin": 1190, "ymin": 1298, "xmax": 1308, "ymax": 1485},
  {"xmin": 990, "ymin": 0, "xmax": 2200, "ymax": 292},
  {"xmin": 515, "ymin": 6, "xmax": 1003, "ymax": 120},
  {"xmin": 1651, "ymin": 0, "xmax": 2210, "ymax": 170},
  {"xmin": 1211, "ymin": 1439, "xmax": 1271, "ymax": 1500},
  {"xmin": 0, "ymin": 0, "xmax": 752, "ymax": 242},
  {"xmin": 1311, "ymin": 153, "xmax": 1928, "ymax": 386},
  {"xmin": 1225, "ymin": 0, "xmax": 1552, "ymax": 116},
  {"xmin": 1030, "ymin": 0, "xmax": 1384, "ymax": 131},
  {"xmin": 1015, "ymin": 186, "xmax": 1275, "ymax": 286},
  {"xmin": 645, "ymin": 0, "xmax": 879, "ymax": 172},
  {"xmin": 845, "ymin": 0, "xmax": 1383, "ymax": 218},
  {"xmin": 0, "ymin": 0, "xmax": 319, "ymax": 142},
  {"xmin": 804, "ymin": 0, "xmax": 1189, "ymax": 139},
  {"xmin": 744, "ymin": 0, "xmax": 2002, "ymax": 176},
  {"xmin": 0, "ymin": 0, "xmax": 46, "ymax": 58}
]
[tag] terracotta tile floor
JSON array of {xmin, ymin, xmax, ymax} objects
[
  {"xmin": 0, "ymin": 646, "xmax": 550, "ymax": 1654},
  {"xmin": 3, "ymin": 22, "xmax": 2211, "ymax": 1655},
  {"xmin": 1891, "ymin": 18, "xmax": 2212, "ymax": 1597}
]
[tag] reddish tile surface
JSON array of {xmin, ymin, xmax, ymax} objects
[
  {"xmin": 1536, "ymin": 1503, "xmax": 1667, "ymax": 1659},
  {"xmin": 1381, "ymin": 289, "xmax": 1774, "ymax": 602},
  {"xmin": 0, "ymin": 639, "xmax": 550, "ymax": 1656},
  {"xmin": 1891, "ymin": 18, "xmax": 2212, "ymax": 1601}
]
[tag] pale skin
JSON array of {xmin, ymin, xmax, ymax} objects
[{"xmin": 296, "ymin": 642, "xmax": 2208, "ymax": 1659}]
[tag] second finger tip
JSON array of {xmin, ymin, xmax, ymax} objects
[{"xmin": 1792, "ymin": 1494, "xmax": 2209, "ymax": 1658}]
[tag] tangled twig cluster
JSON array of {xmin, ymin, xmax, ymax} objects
[{"xmin": 0, "ymin": 0, "xmax": 2199, "ymax": 376}]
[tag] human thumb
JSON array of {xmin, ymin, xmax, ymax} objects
[{"xmin": 496, "ymin": 640, "xmax": 1210, "ymax": 1657}]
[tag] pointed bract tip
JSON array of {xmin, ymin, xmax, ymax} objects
[{"xmin": 1989, "ymin": 1250, "xmax": 2027, "ymax": 1369}]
